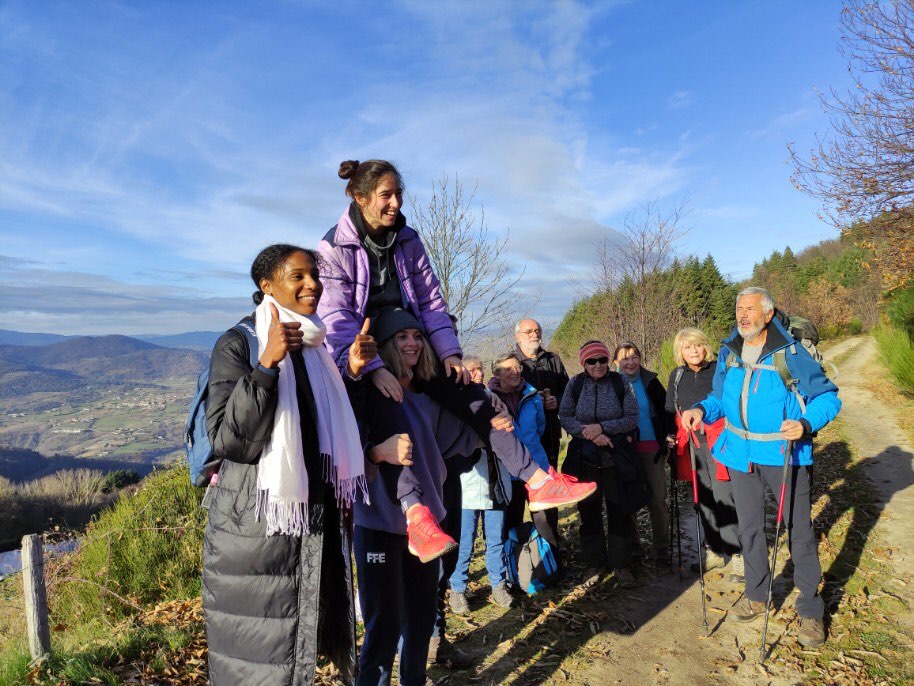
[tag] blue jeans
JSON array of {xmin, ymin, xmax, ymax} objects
[{"xmin": 449, "ymin": 508, "xmax": 507, "ymax": 593}]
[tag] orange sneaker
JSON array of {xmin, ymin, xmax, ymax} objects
[
  {"xmin": 527, "ymin": 468, "xmax": 596, "ymax": 511},
  {"xmin": 406, "ymin": 504, "xmax": 457, "ymax": 563}
]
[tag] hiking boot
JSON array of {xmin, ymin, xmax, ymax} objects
[
  {"xmin": 427, "ymin": 635, "xmax": 473, "ymax": 669},
  {"xmin": 730, "ymin": 596, "xmax": 766, "ymax": 622},
  {"xmin": 728, "ymin": 553, "xmax": 745, "ymax": 583},
  {"xmin": 797, "ymin": 616, "xmax": 826, "ymax": 647},
  {"xmin": 528, "ymin": 468, "xmax": 597, "ymax": 512},
  {"xmin": 615, "ymin": 567, "xmax": 636, "ymax": 588},
  {"xmin": 448, "ymin": 590, "xmax": 470, "ymax": 615},
  {"xmin": 406, "ymin": 504, "xmax": 457, "ymax": 563},
  {"xmin": 691, "ymin": 548, "xmax": 727, "ymax": 573},
  {"xmin": 490, "ymin": 582, "xmax": 512, "ymax": 608}
]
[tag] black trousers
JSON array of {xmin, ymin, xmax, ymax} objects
[
  {"xmin": 355, "ymin": 526, "xmax": 440, "ymax": 686},
  {"xmin": 729, "ymin": 464, "xmax": 823, "ymax": 619},
  {"xmin": 692, "ymin": 434, "xmax": 741, "ymax": 556},
  {"xmin": 432, "ymin": 464, "xmax": 464, "ymax": 638},
  {"xmin": 575, "ymin": 462, "xmax": 632, "ymax": 571}
]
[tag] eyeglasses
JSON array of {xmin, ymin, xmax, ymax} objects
[
  {"xmin": 519, "ymin": 328, "xmax": 541, "ymax": 336},
  {"xmin": 498, "ymin": 366, "xmax": 522, "ymax": 374},
  {"xmin": 584, "ymin": 357, "xmax": 609, "ymax": 366}
]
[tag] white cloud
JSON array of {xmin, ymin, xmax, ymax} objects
[{"xmin": 667, "ymin": 90, "xmax": 694, "ymax": 110}]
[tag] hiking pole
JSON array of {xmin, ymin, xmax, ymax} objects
[
  {"xmin": 673, "ymin": 474, "xmax": 683, "ymax": 579},
  {"xmin": 760, "ymin": 439, "xmax": 794, "ymax": 663},
  {"xmin": 687, "ymin": 430, "xmax": 709, "ymax": 636}
]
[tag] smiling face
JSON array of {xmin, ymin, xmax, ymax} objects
[
  {"xmin": 615, "ymin": 349, "xmax": 641, "ymax": 376},
  {"xmin": 394, "ymin": 328, "xmax": 424, "ymax": 369},
  {"xmin": 260, "ymin": 250, "xmax": 323, "ymax": 316},
  {"xmin": 465, "ymin": 360, "xmax": 484, "ymax": 384},
  {"xmin": 356, "ymin": 173, "xmax": 403, "ymax": 234},
  {"xmin": 494, "ymin": 359, "xmax": 524, "ymax": 392},
  {"xmin": 736, "ymin": 293, "xmax": 773, "ymax": 343}
]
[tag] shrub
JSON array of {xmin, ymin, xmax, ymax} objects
[
  {"xmin": 873, "ymin": 324, "xmax": 914, "ymax": 395},
  {"xmin": 886, "ymin": 287, "xmax": 914, "ymax": 337},
  {"xmin": 101, "ymin": 469, "xmax": 141, "ymax": 493},
  {"xmin": 847, "ymin": 318, "xmax": 863, "ymax": 335},
  {"xmin": 51, "ymin": 464, "xmax": 206, "ymax": 625}
]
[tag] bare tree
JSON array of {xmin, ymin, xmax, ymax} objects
[
  {"xmin": 409, "ymin": 174, "xmax": 526, "ymax": 344},
  {"xmin": 789, "ymin": 0, "xmax": 914, "ymax": 290},
  {"xmin": 586, "ymin": 199, "xmax": 689, "ymax": 366}
]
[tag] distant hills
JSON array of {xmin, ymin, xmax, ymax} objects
[
  {"xmin": 0, "ymin": 329, "xmax": 222, "ymax": 351},
  {"xmin": 0, "ymin": 335, "xmax": 209, "ymax": 398},
  {"xmin": 0, "ymin": 332, "xmax": 208, "ymax": 473}
]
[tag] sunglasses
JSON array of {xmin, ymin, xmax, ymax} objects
[{"xmin": 584, "ymin": 356, "xmax": 609, "ymax": 366}]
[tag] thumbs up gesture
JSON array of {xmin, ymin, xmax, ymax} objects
[
  {"xmin": 259, "ymin": 302, "xmax": 304, "ymax": 368},
  {"xmin": 346, "ymin": 318, "xmax": 378, "ymax": 378}
]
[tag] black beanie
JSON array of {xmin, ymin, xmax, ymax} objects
[{"xmin": 373, "ymin": 307, "xmax": 424, "ymax": 345}]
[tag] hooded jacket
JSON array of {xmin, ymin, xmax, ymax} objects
[
  {"xmin": 317, "ymin": 204, "xmax": 462, "ymax": 373},
  {"xmin": 489, "ymin": 379, "xmax": 551, "ymax": 476},
  {"xmin": 697, "ymin": 316, "xmax": 841, "ymax": 472},
  {"xmin": 202, "ymin": 317, "xmax": 357, "ymax": 685},
  {"xmin": 513, "ymin": 344, "xmax": 569, "ymax": 461}
]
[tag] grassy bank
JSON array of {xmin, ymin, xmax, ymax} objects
[{"xmin": 873, "ymin": 324, "xmax": 914, "ymax": 395}]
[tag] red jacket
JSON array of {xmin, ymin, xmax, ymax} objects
[{"xmin": 672, "ymin": 415, "xmax": 729, "ymax": 482}]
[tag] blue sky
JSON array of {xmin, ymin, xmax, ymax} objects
[{"xmin": 0, "ymin": 1, "xmax": 851, "ymax": 337}]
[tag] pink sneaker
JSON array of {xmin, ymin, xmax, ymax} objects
[
  {"xmin": 527, "ymin": 468, "xmax": 596, "ymax": 511},
  {"xmin": 406, "ymin": 504, "xmax": 457, "ymax": 563}
]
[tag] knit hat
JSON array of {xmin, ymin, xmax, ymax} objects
[
  {"xmin": 373, "ymin": 307, "xmax": 424, "ymax": 345},
  {"xmin": 579, "ymin": 340, "xmax": 611, "ymax": 366}
]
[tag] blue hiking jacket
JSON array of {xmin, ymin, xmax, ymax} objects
[
  {"xmin": 509, "ymin": 383, "xmax": 550, "ymax": 477},
  {"xmin": 697, "ymin": 317, "xmax": 841, "ymax": 472}
]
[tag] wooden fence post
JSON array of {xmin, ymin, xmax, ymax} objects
[{"xmin": 21, "ymin": 534, "xmax": 51, "ymax": 659}]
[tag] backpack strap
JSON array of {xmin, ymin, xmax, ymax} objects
[
  {"xmin": 231, "ymin": 319, "xmax": 261, "ymax": 370},
  {"xmin": 570, "ymin": 373, "xmax": 586, "ymax": 404},
  {"xmin": 672, "ymin": 366, "xmax": 685, "ymax": 411},
  {"xmin": 571, "ymin": 371, "xmax": 625, "ymax": 408},
  {"xmin": 608, "ymin": 371, "xmax": 625, "ymax": 409}
]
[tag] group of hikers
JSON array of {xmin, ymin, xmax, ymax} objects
[{"xmin": 198, "ymin": 159, "xmax": 842, "ymax": 685}]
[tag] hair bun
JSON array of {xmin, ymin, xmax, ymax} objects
[
  {"xmin": 338, "ymin": 160, "xmax": 360, "ymax": 180},
  {"xmin": 252, "ymin": 290, "xmax": 264, "ymax": 305}
]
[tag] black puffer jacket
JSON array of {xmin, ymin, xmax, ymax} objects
[{"xmin": 202, "ymin": 316, "xmax": 357, "ymax": 685}]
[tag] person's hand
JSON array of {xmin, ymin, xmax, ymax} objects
[
  {"xmin": 347, "ymin": 318, "xmax": 377, "ymax": 378},
  {"xmin": 666, "ymin": 433, "xmax": 678, "ymax": 449},
  {"xmin": 490, "ymin": 393, "xmax": 507, "ymax": 414},
  {"xmin": 581, "ymin": 423, "xmax": 602, "ymax": 440},
  {"xmin": 259, "ymin": 303, "xmax": 304, "ymax": 368},
  {"xmin": 680, "ymin": 408, "xmax": 704, "ymax": 431},
  {"xmin": 370, "ymin": 433, "xmax": 413, "ymax": 466},
  {"xmin": 443, "ymin": 355, "xmax": 471, "ymax": 385},
  {"xmin": 371, "ymin": 367, "xmax": 403, "ymax": 402},
  {"xmin": 581, "ymin": 423, "xmax": 603, "ymax": 441},
  {"xmin": 780, "ymin": 419, "xmax": 805, "ymax": 441},
  {"xmin": 593, "ymin": 434, "xmax": 613, "ymax": 448},
  {"xmin": 490, "ymin": 411, "xmax": 514, "ymax": 432},
  {"xmin": 543, "ymin": 394, "xmax": 558, "ymax": 411}
]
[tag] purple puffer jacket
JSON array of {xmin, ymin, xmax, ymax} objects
[{"xmin": 317, "ymin": 205, "xmax": 462, "ymax": 373}]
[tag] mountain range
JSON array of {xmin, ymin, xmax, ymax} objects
[
  {"xmin": 0, "ymin": 331, "xmax": 209, "ymax": 480},
  {"xmin": 0, "ymin": 329, "xmax": 222, "ymax": 351}
]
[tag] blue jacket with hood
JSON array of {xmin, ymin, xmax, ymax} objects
[{"xmin": 697, "ymin": 316, "xmax": 841, "ymax": 472}]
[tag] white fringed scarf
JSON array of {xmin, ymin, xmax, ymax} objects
[{"xmin": 254, "ymin": 295, "xmax": 368, "ymax": 536}]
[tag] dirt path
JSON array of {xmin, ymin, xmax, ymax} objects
[
  {"xmin": 821, "ymin": 335, "xmax": 914, "ymax": 628},
  {"xmin": 440, "ymin": 336, "xmax": 913, "ymax": 686}
]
